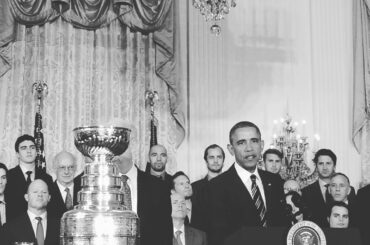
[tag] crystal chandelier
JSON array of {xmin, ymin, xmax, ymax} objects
[
  {"xmin": 193, "ymin": 0, "xmax": 236, "ymax": 35},
  {"xmin": 267, "ymin": 114, "xmax": 319, "ymax": 188}
]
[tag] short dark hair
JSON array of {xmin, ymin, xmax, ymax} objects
[
  {"xmin": 15, "ymin": 134, "xmax": 35, "ymax": 153},
  {"xmin": 229, "ymin": 121, "xmax": 261, "ymax": 144},
  {"xmin": 327, "ymin": 201, "xmax": 349, "ymax": 218},
  {"xmin": 263, "ymin": 148, "xmax": 283, "ymax": 162},
  {"xmin": 330, "ymin": 172, "xmax": 350, "ymax": 185},
  {"xmin": 313, "ymin": 149, "xmax": 337, "ymax": 166},
  {"xmin": 203, "ymin": 144, "xmax": 225, "ymax": 162},
  {"xmin": 170, "ymin": 171, "xmax": 189, "ymax": 190},
  {"xmin": 0, "ymin": 162, "xmax": 8, "ymax": 175}
]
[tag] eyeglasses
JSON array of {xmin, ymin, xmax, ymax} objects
[{"xmin": 58, "ymin": 166, "xmax": 75, "ymax": 171}]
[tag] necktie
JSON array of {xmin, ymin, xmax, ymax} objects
[
  {"xmin": 35, "ymin": 217, "xmax": 44, "ymax": 245},
  {"xmin": 121, "ymin": 175, "xmax": 132, "ymax": 210},
  {"xmin": 250, "ymin": 174, "xmax": 266, "ymax": 227},
  {"xmin": 26, "ymin": 171, "xmax": 32, "ymax": 186},
  {"xmin": 324, "ymin": 184, "xmax": 331, "ymax": 203},
  {"xmin": 65, "ymin": 187, "xmax": 73, "ymax": 210},
  {"xmin": 175, "ymin": 230, "xmax": 183, "ymax": 245}
]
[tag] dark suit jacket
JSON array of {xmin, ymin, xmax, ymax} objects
[
  {"xmin": 173, "ymin": 225, "xmax": 207, "ymax": 245},
  {"xmin": 137, "ymin": 169, "xmax": 173, "ymax": 245},
  {"xmin": 354, "ymin": 184, "xmax": 370, "ymax": 244},
  {"xmin": 302, "ymin": 180, "xmax": 356, "ymax": 228},
  {"xmin": 1, "ymin": 212, "xmax": 60, "ymax": 245},
  {"xmin": 208, "ymin": 165, "xmax": 286, "ymax": 245},
  {"xmin": 5, "ymin": 165, "xmax": 53, "ymax": 221},
  {"xmin": 47, "ymin": 175, "xmax": 82, "ymax": 220},
  {"xmin": 191, "ymin": 176, "xmax": 211, "ymax": 232},
  {"xmin": 302, "ymin": 180, "xmax": 329, "ymax": 227}
]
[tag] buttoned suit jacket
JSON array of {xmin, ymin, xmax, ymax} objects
[
  {"xmin": 47, "ymin": 175, "xmax": 82, "ymax": 220},
  {"xmin": 1, "ymin": 213, "xmax": 59, "ymax": 245},
  {"xmin": 208, "ymin": 165, "xmax": 286, "ymax": 245},
  {"xmin": 137, "ymin": 169, "xmax": 173, "ymax": 245},
  {"xmin": 173, "ymin": 225, "xmax": 207, "ymax": 245},
  {"xmin": 5, "ymin": 165, "xmax": 53, "ymax": 221}
]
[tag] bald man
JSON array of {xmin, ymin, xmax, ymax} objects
[
  {"xmin": 147, "ymin": 144, "xmax": 172, "ymax": 189},
  {"xmin": 1, "ymin": 179, "xmax": 59, "ymax": 245},
  {"xmin": 48, "ymin": 151, "xmax": 82, "ymax": 220}
]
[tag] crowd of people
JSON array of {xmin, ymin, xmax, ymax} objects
[{"xmin": 0, "ymin": 121, "xmax": 369, "ymax": 245}]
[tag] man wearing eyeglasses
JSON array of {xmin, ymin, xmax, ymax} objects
[
  {"xmin": 5, "ymin": 134, "xmax": 53, "ymax": 222},
  {"xmin": 48, "ymin": 151, "xmax": 81, "ymax": 221}
]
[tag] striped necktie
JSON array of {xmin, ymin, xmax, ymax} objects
[{"xmin": 250, "ymin": 174, "xmax": 266, "ymax": 227}]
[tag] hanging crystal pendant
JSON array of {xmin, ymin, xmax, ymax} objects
[{"xmin": 193, "ymin": 0, "xmax": 237, "ymax": 34}]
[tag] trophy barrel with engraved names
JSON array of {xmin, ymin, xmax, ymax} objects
[{"xmin": 60, "ymin": 126, "xmax": 139, "ymax": 245}]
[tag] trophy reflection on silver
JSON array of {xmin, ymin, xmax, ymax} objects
[{"xmin": 60, "ymin": 126, "xmax": 139, "ymax": 245}]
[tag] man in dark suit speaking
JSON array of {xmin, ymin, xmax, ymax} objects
[
  {"xmin": 208, "ymin": 121, "xmax": 286, "ymax": 245},
  {"xmin": 1, "ymin": 179, "xmax": 59, "ymax": 245}
]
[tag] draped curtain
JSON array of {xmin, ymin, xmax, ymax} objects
[
  {"xmin": 0, "ymin": 0, "xmax": 185, "ymax": 177},
  {"xmin": 353, "ymin": 0, "xmax": 370, "ymax": 186}
]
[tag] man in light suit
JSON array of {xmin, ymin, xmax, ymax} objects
[
  {"xmin": 172, "ymin": 192, "xmax": 207, "ymax": 245},
  {"xmin": 5, "ymin": 134, "xmax": 53, "ymax": 221},
  {"xmin": 111, "ymin": 141, "xmax": 172, "ymax": 245},
  {"xmin": 1, "ymin": 179, "xmax": 59, "ymax": 245},
  {"xmin": 48, "ymin": 151, "xmax": 82, "ymax": 220},
  {"xmin": 208, "ymin": 121, "xmax": 286, "ymax": 245}
]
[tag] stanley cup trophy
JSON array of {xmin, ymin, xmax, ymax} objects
[{"xmin": 60, "ymin": 126, "xmax": 139, "ymax": 245}]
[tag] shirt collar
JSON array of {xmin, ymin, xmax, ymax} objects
[
  {"xmin": 120, "ymin": 165, "xmax": 138, "ymax": 181},
  {"xmin": 19, "ymin": 164, "xmax": 35, "ymax": 175},
  {"xmin": 234, "ymin": 163, "xmax": 262, "ymax": 181},
  {"xmin": 173, "ymin": 223, "xmax": 185, "ymax": 235},
  {"xmin": 27, "ymin": 209, "xmax": 47, "ymax": 221},
  {"xmin": 319, "ymin": 178, "xmax": 329, "ymax": 189},
  {"xmin": 56, "ymin": 181, "xmax": 74, "ymax": 192}
]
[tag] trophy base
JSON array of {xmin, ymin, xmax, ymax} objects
[{"xmin": 60, "ymin": 208, "xmax": 139, "ymax": 245}]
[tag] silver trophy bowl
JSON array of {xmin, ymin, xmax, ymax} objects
[{"xmin": 60, "ymin": 126, "xmax": 139, "ymax": 245}]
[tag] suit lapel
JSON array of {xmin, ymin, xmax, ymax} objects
[
  {"xmin": 53, "ymin": 181, "xmax": 67, "ymax": 210},
  {"xmin": 185, "ymin": 226, "xmax": 193, "ymax": 245},
  {"xmin": 314, "ymin": 181, "xmax": 326, "ymax": 204},
  {"xmin": 24, "ymin": 214, "xmax": 37, "ymax": 241},
  {"xmin": 15, "ymin": 165, "xmax": 27, "ymax": 184},
  {"xmin": 259, "ymin": 170, "xmax": 272, "ymax": 209},
  {"xmin": 228, "ymin": 166, "xmax": 256, "ymax": 212},
  {"xmin": 137, "ymin": 169, "xmax": 143, "ymax": 217},
  {"xmin": 45, "ymin": 216, "xmax": 57, "ymax": 243}
]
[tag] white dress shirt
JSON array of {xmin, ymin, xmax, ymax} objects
[
  {"xmin": 56, "ymin": 181, "xmax": 74, "ymax": 204},
  {"xmin": 119, "ymin": 166, "xmax": 138, "ymax": 213},
  {"xmin": 234, "ymin": 163, "xmax": 267, "ymax": 207},
  {"xmin": 20, "ymin": 164, "xmax": 35, "ymax": 181},
  {"xmin": 27, "ymin": 210, "xmax": 47, "ymax": 238},
  {"xmin": 174, "ymin": 224, "xmax": 185, "ymax": 245},
  {"xmin": 0, "ymin": 195, "xmax": 6, "ymax": 225}
]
